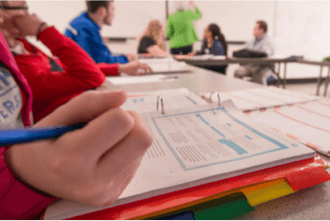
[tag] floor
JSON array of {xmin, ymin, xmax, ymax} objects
[{"xmin": 269, "ymin": 81, "xmax": 329, "ymax": 97}]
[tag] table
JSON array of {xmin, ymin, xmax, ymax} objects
[
  {"xmin": 296, "ymin": 59, "xmax": 330, "ymax": 96},
  {"xmin": 176, "ymin": 57, "xmax": 297, "ymax": 89},
  {"xmin": 101, "ymin": 64, "xmax": 330, "ymax": 220}
]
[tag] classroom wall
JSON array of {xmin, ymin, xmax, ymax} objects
[{"xmin": 26, "ymin": 0, "xmax": 330, "ymax": 79}]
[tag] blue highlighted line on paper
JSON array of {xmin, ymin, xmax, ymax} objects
[
  {"xmin": 211, "ymin": 126, "xmax": 225, "ymax": 138},
  {"xmin": 219, "ymin": 139, "xmax": 248, "ymax": 155},
  {"xmin": 186, "ymin": 96, "xmax": 197, "ymax": 105},
  {"xmin": 196, "ymin": 114, "xmax": 209, "ymax": 125}
]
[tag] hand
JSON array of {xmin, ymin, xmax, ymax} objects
[
  {"xmin": 12, "ymin": 13, "xmax": 48, "ymax": 37},
  {"xmin": 118, "ymin": 61, "xmax": 153, "ymax": 75},
  {"xmin": 126, "ymin": 53, "xmax": 139, "ymax": 62},
  {"xmin": 0, "ymin": 10, "xmax": 22, "ymax": 39},
  {"xmin": 5, "ymin": 90, "xmax": 153, "ymax": 207},
  {"xmin": 190, "ymin": 1, "xmax": 195, "ymax": 7}
]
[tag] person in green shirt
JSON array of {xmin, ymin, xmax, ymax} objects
[{"xmin": 165, "ymin": 1, "xmax": 202, "ymax": 55}]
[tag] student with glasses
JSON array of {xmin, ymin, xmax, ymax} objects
[
  {"xmin": 0, "ymin": 0, "xmax": 152, "ymax": 123},
  {"xmin": 0, "ymin": 1, "xmax": 153, "ymax": 219}
]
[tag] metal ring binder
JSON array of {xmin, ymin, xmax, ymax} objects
[
  {"xmin": 208, "ymin": 91, "xmax": 216, "ymax": 103},
  {"xmin": 157, "ymin": 96, "xmax": 165, "ymax": 115},
  {"xmin": 217, "ymin": 93, "xmax": 221, "ymax": 107},
  {"xmin": 208, "ymin": 91, "xmax": 222, "ymax": 107}
]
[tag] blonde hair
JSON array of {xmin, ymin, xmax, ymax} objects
[{"xmin": 143, "ymin": 20, "xmax": 165, "ymax": 51}]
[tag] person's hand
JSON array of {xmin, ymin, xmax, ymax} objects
[
  {"xmin": 190, "ymin": 1, "xmax": 195, "ymax": 7},
  {"xmin": 126, "ymin": 53, "xmax": 139, "ymax": 62},
  {"xmin": 5, "ymin": 90, "xmax": 153, "ymax": 207},
  {"xmin": 174, "ymin": 54, "xmax": 193, "ymax": 60},
  {"xmin": 13, "ymin": 13, "xmax": 48, "ymax": 37},
  {"xmin": 0, "ymin": 10, "xmax": 22, "ymax": 39},
  {"xmin": 118, "ymin": 61, "xmax": 153, "ymax": 75}
]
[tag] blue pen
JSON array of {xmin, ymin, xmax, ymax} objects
[{"xmin": 0, "ymin": 123, "xmax": 86, "ymax": 146}]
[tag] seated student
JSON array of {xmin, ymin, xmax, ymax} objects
[
  {"xmin": 233, "ymin": 20, "xmax": 275, "ymax": 85},
  {"xmin": 1, "ymin": 1, "xmax": 152, "ymax": 122},
  {"xmin": 137, "ymin": 20, "xmax": 169, "ymax": 57},
  {"xmin": 65, "ymin": 0, "xmax": 138, "ymax": 64},
  {"xmin": 0, "ymin": 7, "xmax": 153, "ymax": 220},
  {"xmin": 188, "ymin": 23, "xmax": 228, "ymax": 74}
]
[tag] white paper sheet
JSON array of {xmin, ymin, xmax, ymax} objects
[
  {"xmin": 106, "ymin": 74, "xmax": 177, "ymax": 85},
  {"xmin": 123, "ymin": 88, "xmax": 208, "ymax": 113}
]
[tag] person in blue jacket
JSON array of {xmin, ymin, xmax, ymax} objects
[{"xmin": 65, "ymin": 0, "xmax": 138, "ymax": 64}]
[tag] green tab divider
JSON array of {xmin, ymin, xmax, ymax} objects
[{"xmin": 192, "ymin": 192, "xmax": 254, "ymax": 220}]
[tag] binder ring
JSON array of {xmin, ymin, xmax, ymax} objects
[
  {"xmin": 157, "ymin": 96, "xmax": 165, "ymax": 115},
  {"xmin": 208, "ymin": 91, "xmax": 216, "ymax": 103},
  {"xmin": 209, "ymin": 91, "xmax": 221, "ymax": 107},
  {"xmin": 217, "ymin": 92, "xmax": 221, "ymax": 107}
]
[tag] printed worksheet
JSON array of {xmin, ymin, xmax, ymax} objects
[
  {"xmin": 44, "ymin": 100, "xmax": 314, "ymax": 220},
  {"xmin": 122, "ymin": 88, "xmax": 207, "ymax": 113},
  {"xmin": 201, "ymin": 87, "xmax": 320, "ymax": 111},
  {"xmin": 247, "ymin": 98, "xmax": 330, "ymax": 155}
]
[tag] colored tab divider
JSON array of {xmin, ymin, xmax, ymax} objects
[
  {"xmin": 153, "ymin": 192, "xmax": 253, "ymax": 220},
  {"xmin": 152, "ymin": 178, "xmax": 293, "ymax": 220}
]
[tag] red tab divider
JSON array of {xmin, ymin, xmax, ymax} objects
[{"xmin": 69, "ymin": 156, "xmax": 329, "ymax": 220}]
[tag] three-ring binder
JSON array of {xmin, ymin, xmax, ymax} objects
[{"xmin": 208, "ymin": 91, "xmax": 222, "ymax": 107}]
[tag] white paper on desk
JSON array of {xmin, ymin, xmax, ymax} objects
[
  {"xmin": 201, "ymin": 86, "xmax": 320, "ymax": 111},
  {"xmin": 122, "ymin": 88, "xmax": 208, "ymax": 113},
  {"xmin": 44, "ymin": 100, "xmax": 314, "ymax": 220},
  {"xmin": 106, "ymin": 74, "xmax": 176, "ymax": 85},
  {"xmin": 190, "ymin": 55, "xmax": 226, "ymax": 60},
  {"xmin": 139, "ymin": 56, "xmax": 175, "ymax": 63},
  {"xmin": 247, "ymin": 98, "xmax": 330, "ymax": 155}
]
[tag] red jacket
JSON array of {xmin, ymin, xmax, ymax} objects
[
  {"xmin": 14, "ymin": 26, "xmax": 120, "ymax": 122},
  {"xmin": 0, "ymin": 30, "xmax": 56, "ymax": 219}
]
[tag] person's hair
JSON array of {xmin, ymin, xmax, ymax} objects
[
  {"xmin": 208, "ymin": 23, "xmax": 227, "ymax": 56},
  {"xmin": 256, "ymin": 20, "xmax": 268, "ymax": 33},
  {"xmin": 86, "ymin": 0, "xmax": 112, "ymax": 13},
  {"xmin": 143, "ymin": 20, "xmax": 165, "ymax": 51}
]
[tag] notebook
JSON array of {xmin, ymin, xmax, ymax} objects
[
  {"xmin": 43, "ymin": 99, "xmax": 315, "ymax": 219},
  {"xmin": 201, "ymin": 87, "xmax": 330, "ymax": 156}
]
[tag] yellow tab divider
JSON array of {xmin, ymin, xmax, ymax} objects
[{"xmin": 241, "ymin": 178, "xmax": 294, "ymax": 206}]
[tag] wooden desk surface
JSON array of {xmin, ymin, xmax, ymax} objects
[{"xmin": 99, "ymin": 64, "xmax": 330, "ymax": 220}]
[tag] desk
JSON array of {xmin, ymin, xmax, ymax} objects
[
  {"xmin": 101, "ymin": 65, "xmax": 330, "ymax": 220},
  {"xmin": 296, "ymin": 59, "xmax": 330, "ymax": 96},
  {"xmin": 176, "ymin": 57, "xmax": 298, "ymax": 89},
  {"xmin": 100, "ymin": 65, "xmax": 263, "ymax": 95}
]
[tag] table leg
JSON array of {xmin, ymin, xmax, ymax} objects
[
  {"xmin": 276, "ymin": 62, "xmax": 281, "ymax": 88},
  {"xmin": 323, "ymin": 67, "xmax": 330, "ymax": 97},
  {"xmin": 316, "ymin": 66, "xmax": 324, "ymax": 96},
  {"xmin": 283, "ymin": 62, "xmax": 287, "ymax": 89}
]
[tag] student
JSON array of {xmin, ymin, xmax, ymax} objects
[
  {"xmin": 165, "ymin": 0, "xmax": 202, "ymax": 55},
  {"xmin": 234, "ymin": 20, "xmax": 275, "ymax": 85},
  {"xmin": 65, "ymin": 0, "xmax": 138, "ymax": 64},
  {"xmin": 137, "ymin": 20, "xmax": 169, "ymax": 56},
  {"xmin": 0, "ymin": 8, "xmax": 153, "ymax": 221},
  {"xmin": 187, "ymin": 23, "xmax": 228, "ymax": 74},
  {"xmin": 0, "ymin": 1, "xmax": 152, "ymax": 122}
]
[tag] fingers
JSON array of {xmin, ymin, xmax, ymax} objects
[
  {"xmin": 62, "ymin": 107, "xmax": 135, "ymax": 158},
  {"xmin": 97, "ymin": 111, "xmax": 153, "ymax": 179},
  {"xmin": 137, "ymin": 63, "xmax": 153, "ymax": 75},
  {"xmin": 36, "ymin": 90, "xmax": 127, "ymax": 127}
]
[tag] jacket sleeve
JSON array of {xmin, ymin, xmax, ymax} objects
[
  {"xmin": 22, "ymin": 26, "xmax": 106, "ymax": 102},
  {"xmin": 189, "ymin": 7, "xmax": 202, "ymax": 21},
  {"xmin": 69, "ymin": 27, "xmax": 129, "ymax": 64},
  {"xmin": 0, "ymin": 147, "xmax": 57, "ymax": 219},
  {"xmin": 97, "ymin": 63, "xmax": 120, "ymax": 76}
]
